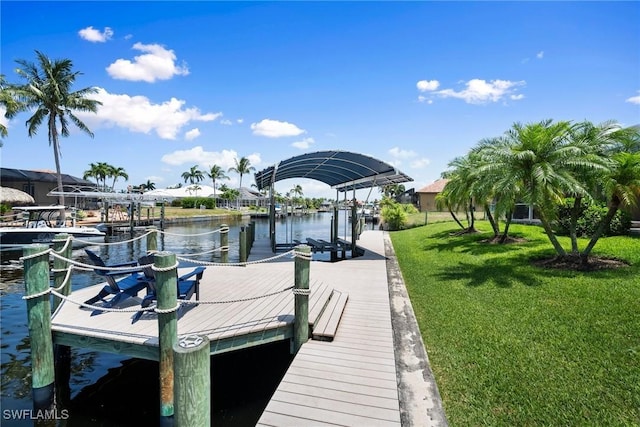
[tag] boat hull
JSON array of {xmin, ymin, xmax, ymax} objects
[{"xmin": 0, "ymin": 228, "xmax": 105, "ymax": 250}]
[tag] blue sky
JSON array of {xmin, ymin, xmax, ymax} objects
[{"xmin": 2, "ymin": 1, "xmax": 639, "ymax": 200}]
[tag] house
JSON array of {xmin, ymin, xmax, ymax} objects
[
  {"xmin": 415, "ymin": 179, "xmax": 449, "ymax": 212},
  {"xmin": 0, "ymin": 167, "xmax": 96, "ymax": 206}
]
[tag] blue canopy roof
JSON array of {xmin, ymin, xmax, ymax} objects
[{"xmin": 254, "ymin": 150, "xmax": 412, "ymax": 192}]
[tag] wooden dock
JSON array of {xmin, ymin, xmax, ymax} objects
[
  {"xmin": 51, "ymin": 254, "xmax": 332, "ymax": 359},
  {"xmin": 258, "ymin": 230, "xmax": 402, "ymax": 426}
]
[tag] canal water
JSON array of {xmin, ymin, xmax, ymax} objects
[{"xmin": 0, "ymin": 211, "xmax": 367, "ymax": 426}]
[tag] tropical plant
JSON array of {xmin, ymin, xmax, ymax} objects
[
  {"xmin": 228, "ymin": 156, "xmax": 256, "ymax": 190},
  {"xmin": 108, "ymin": 166, "xmax": 129, "ymax": 191},
  {"xmin": 83, "ymin": 162, "xmax": 110, "ymax": 191},
  {"xmin": 206, "ymin": 164, "xmax": 229, "ymax": 198},
  {"xmin": 10, "ymin": 51, "xmax": 101, "ymax": 214},
  {"xmin": 181, "ymin": 165, "xmax": 204, "ymax": 185}
]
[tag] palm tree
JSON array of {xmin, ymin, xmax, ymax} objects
[
  {"xmin": 143, "ymin": 180, "xmax": 156, "ymax": 191},
  {"xmin": 482, "ymin": 120, "xmax": 589, "ymax": 256},
  {"xmin": 11, "ymin": 51, "xmax": 101, "ymax": 214},
  {"xmin": 290, "ymin": 184, "xmax": 304, "ymax": 204},
  {"xmin": 108, "ymin": 166, "xmax": 129, "ymax": 192},
  {"xmin": 1, "ymin": 74, "xmax": 23, "ymax": 143},
  {"xmin": 206, "ymin": 164, "xmax": 229, "ymax": 199},
  {"xmin": 228, "ymin": 156, "xmax": 256, "ymax": 191},
  {"xmin": 580, "ymin": 134, "xmax": 640, "ymax": 265},
  {"xmin": 83, "ymin": 162, "xmax": 110, "ymax": 191},
  {"xmin": 181, "ymin": 165, "xmax": 204, "ymax": 185}
]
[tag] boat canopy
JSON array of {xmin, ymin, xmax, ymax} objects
[{"xmin": 254, "ymin": 150, "xmax": 412, "ymax": 192}]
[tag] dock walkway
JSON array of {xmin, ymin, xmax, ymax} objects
[{"xmin": 258, "ymin": 231, "xmax": 402, "ymax": 426}]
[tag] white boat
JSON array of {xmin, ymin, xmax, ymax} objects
[{"xmin": 0, "ymin": 206, "xmax": 105, "ymax": 251}]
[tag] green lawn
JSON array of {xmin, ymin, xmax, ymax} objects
[{"xmin": 390, "ymin": 221, "xmax": 640, "ymax": 426}]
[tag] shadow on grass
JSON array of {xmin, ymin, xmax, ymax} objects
[
  {"xmin": 421, "ymin": 231, "xmax": 540, "ymax": 257},
  {"xmin": 434, "ymin": 257, "xmax": 544, "ymax": 288}
]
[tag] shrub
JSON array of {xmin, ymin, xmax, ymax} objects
[
  {"xmin": 180, "ymin": 197, "xmax": 216, "ymax": 209},
  {"xmin": 555, "ymin": 198, "xmax": 631, "ymax": 237},
  {"xmin": 0, "ymin": 203, "xmax": 11, "ymax": 216},
  {"xmin": 401, "ymin": 203, "xmax": 419, "ymax": 214},
  {"xmin": 382, "ymin": 202, "xmax": 408, "ymax": 231}
]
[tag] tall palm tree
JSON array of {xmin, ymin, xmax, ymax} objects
[
  {"xmin": 181, "ymin": 165, "xmax": 204, "ymax": 185},
  {"xmin": 143, "ymin": 180, "xmax": 156, "ymax": 191},
  {"xmin": 228, "ymin": 156, "xmax": 255, "ymax": 190},
  {"xmin": 83, "ymin": 162, "xmax": 110, "ymax": 191},
  {"xmin": 206, "ymin": 164, "xmax": 229, "ymax": 198},
  {"xmin": 108, "ymin": 166, "xmax": 129, "ymax": 192},
  {"xmin": 12, "ymin": 51, "xmax": 101, "ymax": 213}
]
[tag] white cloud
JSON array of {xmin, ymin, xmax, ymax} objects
[
  {"xmin": 76, "ymin": 87, "xmax": 221, "ymax": 139},
  {"xmin": 389, "ymin": 147, "xmax": 417, "ymax": 159},
  {"xmin": 416, "ymin": 80, "xmax": 440, "ymax": 92},
  {"xmin": 185, "ymin": 128, "xmax": 200, "ymax": 140},
  {"xmin": 251, "ymin": 119, "xmax": 306, "ymax": 138},
  {"xmin": 78, "ymin": 26, "xmax": 114, "ymax": 42},
  {"xmin": 626, "ymin": 91, "xmax": 640, "ymax": 104},
  {"xmin": 0, "ymin": 106, "xmax": 8, "ymax": 130},
  {"xmin": 292, "ymin": 137, "xmax": 315, "ymax": 149},
  {"xmin": 417, "ymin": 95, "xmax": 433, "ymax": 104},
  {"xmin": 434, "ymin": 79, "xmax": 526, "ymax": 104},
  {"xmin": 106, "ymin": 43, "xmax": 189, "ymax": 82},
  {"xmin": 237, "ymin": 119, "xmax": 244, "ymax": 124},
  {"xmin": 410, "ymin": 158, "xmax": 430, "ymax": 169},
  {"xmin": 161, "ymin": 147, "xmax": 261, "ymax": 173},
  {"xmin": 536, "ymin": 51, "xmax": 544, "ymax": 59},
  {"xmin": 510, "ymin": 94, "xmax": 525, "ymax": 100},
  {"xmin": 220, "ymin": 119, "xmax": 233, "ymax": 126}
]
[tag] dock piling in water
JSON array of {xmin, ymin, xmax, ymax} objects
[
  {"xmin": 52, "ymin": 234, "xmax": 72, "ymax": 408},
  {"xmin": 173, "ymin": 335, "xmax": 210, "ymax": 427},
  {"xmin": 220, "ymin": 224, "xmax": 229, "ymax": 263},
  {"xmin": 147, "ymin": 226, "xmax": 158, "ymax": 252},
  {"xmin": 155, "ymin": 252, "xmax": 178, "ymax": 424},
  {"xmin": 23, "ymin": 244, "xmax": 56, "ymax": 416}
]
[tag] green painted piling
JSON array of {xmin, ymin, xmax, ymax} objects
[
  {"xmin": 250, "ymin": 221, "xmax": 255, "ymax": 248},
  {"xmin": 52, "ymin": 234, "xmax": 72, "ymax": 407},
  {"xmin": 351, "ymin": 204, "xmax": 358, "ymax": 257},
  {"xmin": 293, "ymin": 244, "xmax": 310, "ymax": 354},
  {"xmin": 155, "ymin": 252, "xmax": 178, "ymax": 422},
  {"xmin": 239, "ymin": 227, "xmax": 247, "ymax": 263},
  {"xmin": 220, "ymin": 224, "xmax": 229, "ymax": 263},
  {"xmin": 147, "ymin": 226, "xmax": 158, "ymax": 252},
  {"xmin": 174, "ymin": 335, "xmax": 210, "ymax": 427},
  {"xmin": 23, "ymin": 245, "xmax": 56, "ymax": 413}
]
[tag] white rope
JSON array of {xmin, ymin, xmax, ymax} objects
[
  {"xmin": 151, "ymin": 262, "xmax": 180, "ymax": 272},
  {"xmin": 22, "ymin": 267, "xmax": 74, "ymax": 300},
  {"xmin": 174, "ymin": 249, "xmax": 295, "ymax": 267},
  {"xmin": 52, "ymin": 236, "xmax": 73, "ymax": 254},
  {"xmin": 48, "ymin": 251, "xmax": 148, "ymax": 272},
  {"xmin": 19, "ymin": 248, "xmax": 52, "ymax": 261},
  {"xmin": 157, "ymin": 228, "xmax": 223, "ymax": 237},
  {"xmin": 154, "ymin": 304, "xmax": 180, "ymax": 314},
  {"xmin": 73, "ymin": 230, "xmax": 153, "ymax": 246},
  {"xmin": 292, "ymin": 288, "xmax": 311, "ymax": 296},
  {"xmin": 293, "ymin": 250, "xmax": 312, "ymax": 260},
  {"xmin": 194, "ymin": 286, "xmax": 294, "ymax": 304}
]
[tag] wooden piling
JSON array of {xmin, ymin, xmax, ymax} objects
[
  {"xmin": 292, "ymin": 244, "xmax": 310, "ymax": 354},
  {"xmin": 174, "ymin": 335, "xmax": 210, "ymax": 427},
  {"xmin": 220, "ymin": 224, "xmax": 229, "ymax": 263},
  {"xmin": 155, "ymin": 252, "xmax": 178, "ymax": 423},
  {"xmin": 52, "ymin": 234, "xmax": 72, "ymax": 407},
  {"xmin": 239, "ymin": 226, "xmax": 247, "ymax": 263},
  {"xmin": 23, "ymin": 245, "xmax": 56, "ymax": 414},
  {"xmin": 147, "ymin": 226, "xmax": 158, "ymax": 252}
]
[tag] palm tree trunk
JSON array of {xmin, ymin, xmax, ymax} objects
[
  {"xmin": 499, "ymin": 213, "xmax": 513, "ymax": 244},
  {"xmin": 50, "ymin": 116, "xmax": 66, "ymax": 221},
  {"xmin": 484, "ymin": 204, "xmax": 499, "ymax": 237},
  {"xmin": 580, "ymin": 202, "xmax": 619, "ymax": 265},
  {"xmin": 569, "ymin": 196, "xmax": 582, "ymax": 254},
  {"xmin": 538, "ymin": 210, "xmax": 566, "ymax": 256},
  {"xmin": 449, "ymin": 208, "xmax": 465, "ymax": 229}
]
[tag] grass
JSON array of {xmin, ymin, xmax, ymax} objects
[{"xmin": 390, "ymin": 221, "xmax": 640, "ymax": 426}]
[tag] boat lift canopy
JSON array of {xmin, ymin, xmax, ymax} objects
[
  {"xmin": 254, "ymin": 150, "xmax": 413, "ymax": 256},
  {"xmin": 254, "ymin": 150, "xmax": 412, "ymax": 192}
]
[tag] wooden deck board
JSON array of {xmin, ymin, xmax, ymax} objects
[{"xmin": 258, "ymin": 230, "xmax": 402, "ymax": 426}]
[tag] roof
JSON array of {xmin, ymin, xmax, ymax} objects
[
  {"xmin": 416, "ymin": 179, "xmax": 449, "ymax": 194},
  {"xmin": 0, "ymin": 167, "xmax": 94, "ymax": 185},
  {"xmin": 254, "ymin": 150, "xmax": 412, "ymax": 192}
]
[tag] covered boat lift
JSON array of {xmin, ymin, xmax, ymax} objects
[{"xmin": 254, "ymin": 150, "xmax": 412, "ymax": 258}]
